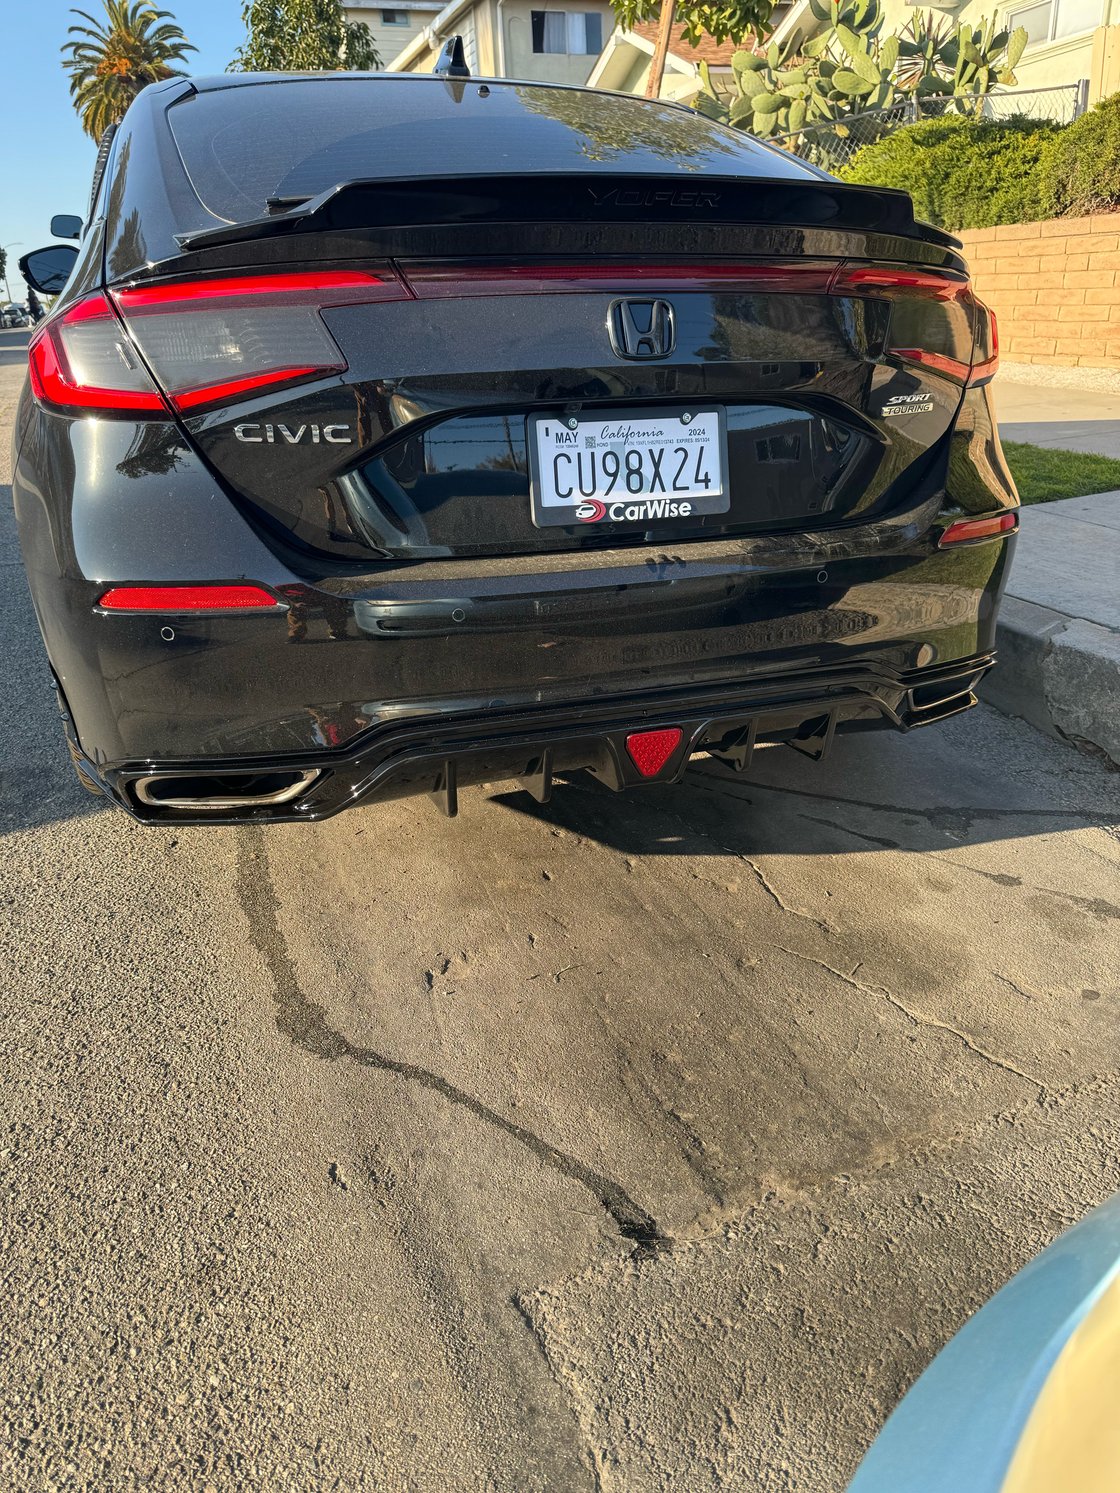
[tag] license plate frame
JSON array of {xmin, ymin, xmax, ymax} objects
[{"xmin": 528, "ymin": 406, "xmax": 731, "ymax": 530}]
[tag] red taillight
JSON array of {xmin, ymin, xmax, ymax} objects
[
  {"xmin": 115, "ymin": 269, "xmax": 396, "ymax": 308},
  {"xmin": 172, "ymin": 368, "xmax": 324, "ymax": 412},
  {"xmin": 625, "ymin": 727, "xmax": 683, "ymax": 778},
  {"xmin": 112, "ymin": 268, "xmax": 405, "ymax": 416},
  {"xmin": 27, "ymin": 271, "xmax": 407, "ymax": 419},
  {"xmin": 28, "ymin": 294, "xmax": 167, "ymax": 415},
  {"xmin": 970, "ymin": 305, "xmax": 999, "ymax": 386},
  {"xmin": 829, "ymin": 266, "xmax": 995, "ymax": 386},
  {"xmin": 938, "ymin": 513, "xmax": 1017, "ymax": 546},
  {"xmin": 889, "ymin": 347, "xmax": 973, "ymax": 381},
  {"xmin": 97, "ymin": 584, "xmax": 284, "ymax": 611},
  {"xmin": 30, "ymin": 259, "xmax": 992, "ymax": 417},
  {"xmin": 832, "ymin": 265, "xmax": 970, "ymax": 301}
]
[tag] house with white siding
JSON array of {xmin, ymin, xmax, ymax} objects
[{"xmin": 374, "ymin": 0, "xmax": 617, "ymax": 85}]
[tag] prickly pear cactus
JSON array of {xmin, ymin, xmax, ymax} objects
[{"xmin": 697, "ymin": 8, "xmax": 1029, "ymax": 156}]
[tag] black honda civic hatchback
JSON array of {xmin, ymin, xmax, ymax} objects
[{"xmin": 14, "ymin": 65, "xmax": 1016, "ymax": 824}]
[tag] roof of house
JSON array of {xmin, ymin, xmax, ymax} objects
[{"xmin": 629, "ymin": 19, "xmax": 740, "ymax": 67}]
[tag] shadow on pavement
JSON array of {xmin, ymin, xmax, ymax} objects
[
  {"xmin": 490, "ymin": 723, "xmax": 1120, "ymax": 860},
  {"xmin": 0, "ymin": 482, "xmax": 106, "ymax": 835}
]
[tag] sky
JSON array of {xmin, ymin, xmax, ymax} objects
[{"xmin": 0, "ymin": 1, "xmax": 245, "ymax": 297}]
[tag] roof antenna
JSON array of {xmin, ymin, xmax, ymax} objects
[{"xmin": 433, "ymin": 34, "xmax": 470, "ymax": 78}]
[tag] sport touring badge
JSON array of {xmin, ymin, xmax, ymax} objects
[{"xmin": 881, "ymin": 392, "xmax": 934, "ymax": 417}]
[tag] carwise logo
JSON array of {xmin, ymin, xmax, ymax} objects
[{"xmin": 575, "ymin": 500, "xmax": 607, "ymax": 522}]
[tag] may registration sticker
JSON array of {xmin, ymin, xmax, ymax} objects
[{"xmin": 529, "ymin": 409, "xmax": 730, "ymax": 529}]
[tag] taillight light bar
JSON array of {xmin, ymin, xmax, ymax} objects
[
  {"xmin": 938, "ymin": 512, "xmax": 1018, "ymax": 546},
  {"xmin": 27, "ymin": 258, "xmax": 993, "ymax": 419},
  {"xmin": 399, "ymin": 259, "xmax": 973, "ymax": 301},
  {"xmin": 400, "ymin": 260, "xmax": 989, "ymax": 384},
  {"xmin": 97, "ymin": 584, "xmax": 285, "ymax": 611},
  {"xmin": 115, "ymin": 269, "xmax": 398, "ymax": 308},
  {"xmin": 402, "ymin": 261, "xmax": 841, "ymax": 296}
]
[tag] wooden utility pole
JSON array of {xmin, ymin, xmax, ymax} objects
[{"xmin": 644, "ymin": 0, "xmax": 676, "ymax": 97}]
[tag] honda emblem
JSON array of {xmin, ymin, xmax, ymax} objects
[{"xmin": 607, "ymin": 299, "xmax": 676, "ymax": 361}]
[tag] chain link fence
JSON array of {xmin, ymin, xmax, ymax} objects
[{"xmin": 772, "ymin": 84, "xmax": 1087, "ymax": 171}]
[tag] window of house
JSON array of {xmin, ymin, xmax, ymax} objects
[
  {"xmin": 530, "ymin": 11, "xmax": 604, "ymax": 54},
  {"xmin": 1007, "ymin": 0, "xmax": 1101, "ymax": 44},
  {"xmin": 381, "ymin": 8, "xmax": 410, "ymax": 23}
]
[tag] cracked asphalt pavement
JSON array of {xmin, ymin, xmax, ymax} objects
[{"xmin": 3, "ymin": 343, "xmax": 1120, "ymax": 1490}]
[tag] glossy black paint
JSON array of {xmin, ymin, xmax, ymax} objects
[
  {"xmin": 20, "ymin": 245, "xmax": 79, "ymax": 295},
  {"xmin": 94, "ymin": 649, "xmax": 997, "ymax": 825},
  {"xmin": 11, "ymin": 71, "xmax": 1019, "ymax": 824},
  {"xmin": 189, "ymin": 279, "xmax": 969, "ymax": 561}
]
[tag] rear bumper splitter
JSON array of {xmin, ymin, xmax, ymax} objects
[{"xmin": 92, "ymin": 652, "xmax": 995, "ymax": 825}]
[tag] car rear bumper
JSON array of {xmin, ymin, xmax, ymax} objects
[
  {"xmin": 20, "ymin": 396, "xmax": 1016, "ymax": 823},
  {"xmin": 81, "ymin": 650, "xmax": 996, "ymax": 824},
  {"xmin": 36, "ymin": 504, "xmax": 1014, "ymax": 747}
]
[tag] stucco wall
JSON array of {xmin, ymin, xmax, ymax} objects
[
  {"xmin": 870, "ymin": 0, "xmax": 1104, "ymax": 94},
  {"xmin": 958, "ymin": 214, "xmax": 1120, "ymax": 370},
  {"xmin": 1013, "ymin": 32, "xmax": 1096, "ymax": 92}
]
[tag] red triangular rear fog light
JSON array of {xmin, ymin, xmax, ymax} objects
[{"xmin": 625, "ymin": 727, "xmax": 683, "ymax": 778}]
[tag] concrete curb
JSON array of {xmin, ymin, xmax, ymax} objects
[{"xmin": 985, "ymin": 596, "xmax": 1120, "ymax": 767}]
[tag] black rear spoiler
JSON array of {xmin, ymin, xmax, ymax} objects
[{"xmin": 176, "ymin": 173, "xmax": 961, "ymax": 255}]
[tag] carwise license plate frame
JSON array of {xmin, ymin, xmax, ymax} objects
[{"xmin": 528, "ymin": 406, "xmax": 730, "ymax": 530}]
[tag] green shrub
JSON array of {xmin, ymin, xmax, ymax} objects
[
  {"xmin": 1044, "ymin": 92, "xmax": 1120, "ymax": 216},
  {"xmin": 840, "ymin": 113, "xmax": 1061, "ymax": 231}
]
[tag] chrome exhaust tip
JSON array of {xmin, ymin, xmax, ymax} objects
[
  {"xmin": 133, "ymin": 768, "xmax": 320, "ymax": 810},
  {"xmin": 906, "ymin": 670, "xmax": 985, "ymax": 726}
]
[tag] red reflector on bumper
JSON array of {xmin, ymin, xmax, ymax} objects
[
  {"xmin": 938, "ymin": 513, "xmax": 1018, "ymax": 546},
  {"xmin": 97, "ymin": 585, "xmax": 283, "ymax": 612},
  {"xmin": 625, "ymin": 727, "xmax": 683, "ymax": 778}
]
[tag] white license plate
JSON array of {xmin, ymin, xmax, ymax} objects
[{"xmin": 529, "ymin": 409, "xmax": 729, "ymax": 529}]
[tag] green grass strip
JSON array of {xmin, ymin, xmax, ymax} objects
[{"xmin": 1002, "ymin": 442, "xmax": 1120, "ymax": 505}]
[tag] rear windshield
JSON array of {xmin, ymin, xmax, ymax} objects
[{"xmin": 168, "ymin": 76, "xmax": 814, "ymax": 225}]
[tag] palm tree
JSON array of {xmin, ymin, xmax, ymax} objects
[{"xmin": 62, "ymin": 2, "xmax": 195, "ymax": 140}]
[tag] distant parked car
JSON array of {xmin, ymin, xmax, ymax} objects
[{"xmin": 3, "ymin": 304, "xmax": 29, "ymax": 328}]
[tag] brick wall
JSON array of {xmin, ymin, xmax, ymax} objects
[{"xmin": 957, "ymin": 214, "xmax": 1120, "ymax": 371}]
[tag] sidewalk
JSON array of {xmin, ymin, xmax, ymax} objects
[
  {"xmin": 983, "ymin": 380, "xmax": 1120, "ymax": 766},
  {"xmin": 996, "ymin": 380, "xmax": 1120, "ymax": 459}
]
